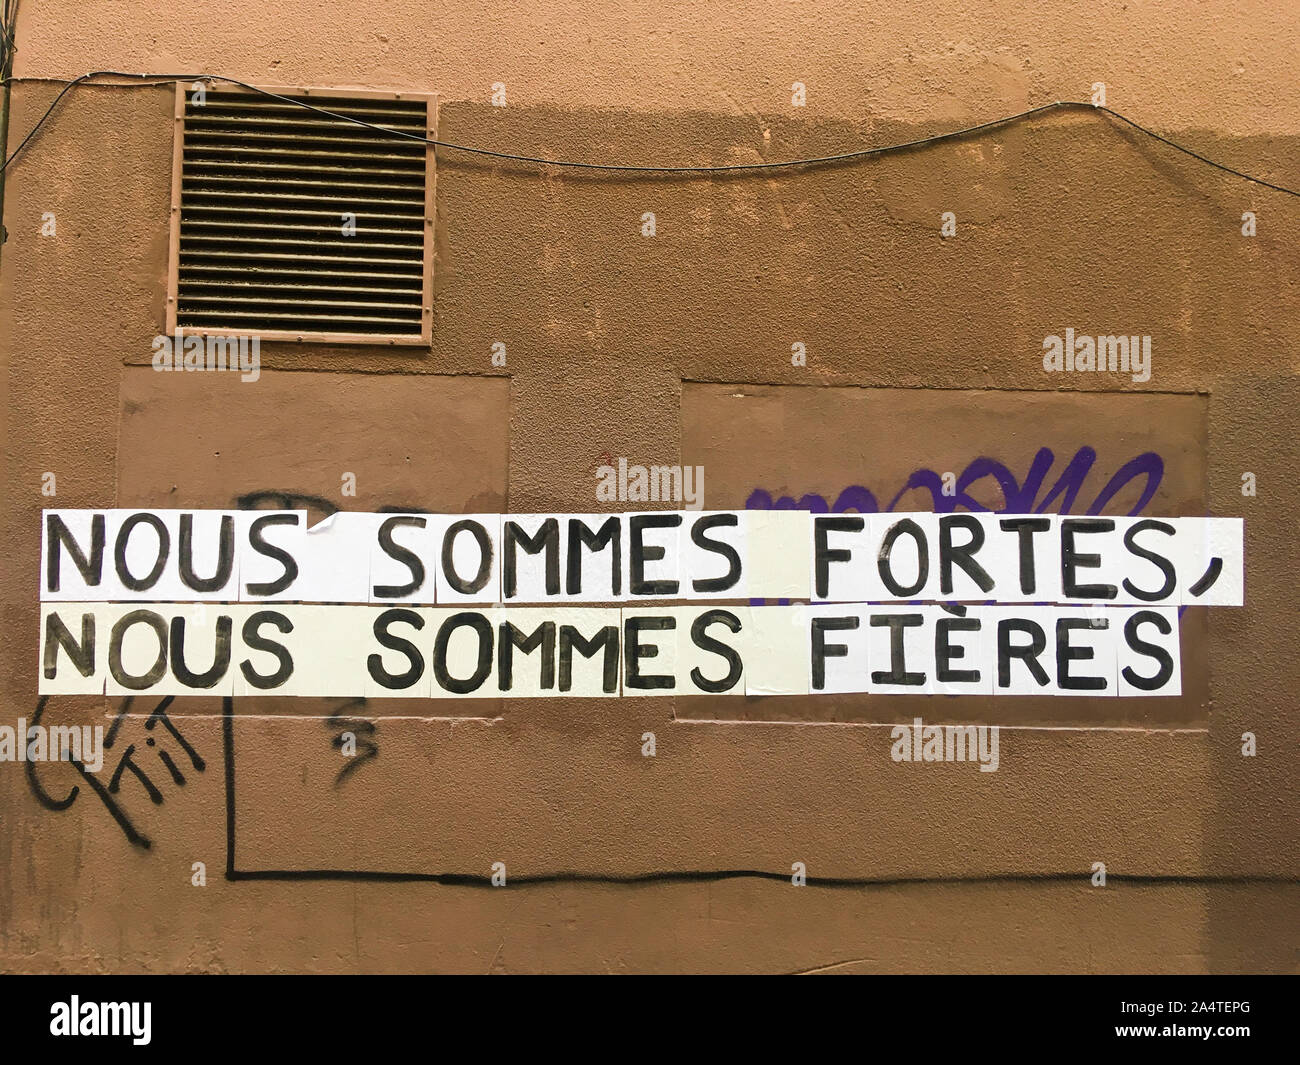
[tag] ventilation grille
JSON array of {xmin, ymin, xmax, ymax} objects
[{"xmin": 175, "ymin": 90, "xmax": 431, "ymax": 341}]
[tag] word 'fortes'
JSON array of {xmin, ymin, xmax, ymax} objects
[{"xmin": 40, "ymin": 510, "xmax": 1244, "ymax": 607}]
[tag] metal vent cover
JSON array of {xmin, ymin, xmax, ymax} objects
[{"xmin": 168, "ymin": 85, "xmax": 435, "ymax": 345}]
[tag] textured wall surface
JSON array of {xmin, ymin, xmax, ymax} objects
[{"xmin": 1, "ymin": 1, "xmax": 1297, "ymax": 973}]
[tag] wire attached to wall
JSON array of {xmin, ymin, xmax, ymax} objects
[
  {"xmin": 0, "ymin": 0, "xmax": 20, "ymax": 77},
  {"xmin": 1, "ymin": 69, "xmax": 1297, "ymax": 197}
]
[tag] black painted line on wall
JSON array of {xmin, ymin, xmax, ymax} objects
[{"xmin": 220, "ymin": 701, "xmax": 1296, "ymax": 889}]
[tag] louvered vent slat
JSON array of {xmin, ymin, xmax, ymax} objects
[
  {"xmin": 183, "ymin": 187, "xmax": 425, "ymax": 205},
  {"xmin": 192, "ymin": 206, "xmax": 423, "ymax": 222},
  {"xmin": 179, "ymin": 267, "xmax": 423, "ymax": 286},
  {"xmin": 175, "ymin": 88, "xmax": 432, "ymax": 340}
]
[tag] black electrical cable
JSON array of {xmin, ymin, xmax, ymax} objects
[
  {"xmin": 1, "ymin": 69, "xmax": 1297, "ymax": 197},
  {"xmin": 0, "ymin": 0, "xmax": 20, "ymax": 76}
]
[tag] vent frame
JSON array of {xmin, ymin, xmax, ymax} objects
[{"xmin": 167, "ymin": 82, "xmax": 437, "ymax": 347}]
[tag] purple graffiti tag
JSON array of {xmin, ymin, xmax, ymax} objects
[{"xmin": 748, "ymin": 447, "xmax": 1164, "ymax": 519}]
